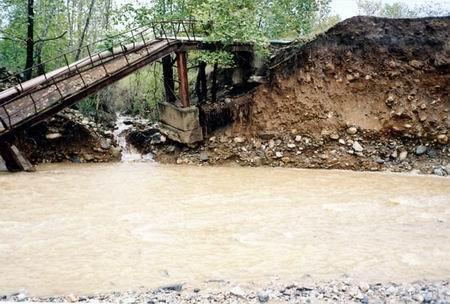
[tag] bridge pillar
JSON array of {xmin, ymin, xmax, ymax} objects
[
  {"xmin": 157, "ymin": 51, "xmax": 202, "ymax": 144},
  {"xmin": 176, "ymin": 51, "xmax": 190, "ymax": 108},
  {"xmin": 162, "ymin": 55, "xmax": 176, "ymax": 104}
]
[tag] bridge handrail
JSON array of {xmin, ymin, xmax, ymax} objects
[
  {"xmin": 0, "ymin": 39, "xmax": 178, "ymax": 132},
  {"xmin": 0, "ymin": 19, "xmax": 202, "ymax": 102}
]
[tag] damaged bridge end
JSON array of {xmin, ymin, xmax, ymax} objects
[{"xmin": 0, "ymin": 140, "xmax": 35, "ymax": 172}]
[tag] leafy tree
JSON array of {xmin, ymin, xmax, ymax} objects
[{"xmin": 0, "ymin": 0, "xmax": 114, "ymax": 76}]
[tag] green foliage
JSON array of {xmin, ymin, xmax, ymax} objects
[
  {"xmin": 194, "ymin": 50, "xmax": 236, "ymax": 68},
  {"xmin": 115, "ymin": 0, "xmax": 335, "ymax": 65},
  {"xmin": 258, "ymin": 0, "xmax": 332, "ymax": 38}
]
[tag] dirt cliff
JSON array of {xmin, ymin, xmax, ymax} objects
[
  {"xmin": 241, "ymin": 16, "xmax": 449, "ymax": 140},
  {"xmin": 140, "ymin": 16, "xmax": 450, "ymax": 175}
]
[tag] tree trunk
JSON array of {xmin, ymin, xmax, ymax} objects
[
  {"xmin": 211, "ymin": 63, "xmax": 218, "ymax": 102},
  {"xmin": 74, "ymin": 0, "xmax": 96, "ymax": 61},
  {"xmin": 34, "ymin": 5, "xmax": 54, "ymax": 76},
  {"xmin": 104, "ymin": 0, "xmax": 112, "ymax": 31},
  {"xmin": 195, "ymin": 61, "xmax": 207, "ymax": 103},
  {"xmin": 24, "ymin": 0, "xmax": 35, "ymax": 80},
  {"xmin": 162, "ymin": 55, "xmax": 176, "ymax": 103}
]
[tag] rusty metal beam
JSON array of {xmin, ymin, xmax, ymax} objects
[{"xmin": 176, "ymin": 51, "xmax": 190, "ymax": 108}]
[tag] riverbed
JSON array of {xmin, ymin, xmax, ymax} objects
[{"xmin": 0, "ymin": 163, "xmax": 449, "ymax": 296}]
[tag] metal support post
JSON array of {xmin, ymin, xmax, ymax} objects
[{"xmin": 176, "ymin": 51, "xmax": 190, "ymax": 108}]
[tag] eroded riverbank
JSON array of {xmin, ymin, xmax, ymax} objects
[{"xmin": 0, "ymin": 163, "xmax": 449, "ymax": 299}]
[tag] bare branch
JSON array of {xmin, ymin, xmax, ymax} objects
[
  {"xmin": 0, "ymin": 30, "xmax": 26, "ymax": 42},
  {"xmin": 0, "ymin": 36, "xmax": 26, "ymax": 43},
  {"xmin": 34, "ymin": 31, "xmax": 67, "ymax": 44}
]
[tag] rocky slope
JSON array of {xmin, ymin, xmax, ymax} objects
[
  {"xmin": 133, "ymin": 16, "xmax": 450, "ymax": 176},
  {"xmin": 12, "ymin": 109, "xmax": 121, "ymax": 164}
]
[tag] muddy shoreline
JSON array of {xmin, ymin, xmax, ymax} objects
[{"xmin": 5, "ymin": 110, "xmax": 449, "ymax": 177}]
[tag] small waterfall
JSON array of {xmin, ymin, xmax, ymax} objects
[{"xmin": 113, "ymin": 114, "xmax": 153, "ymax": 162}]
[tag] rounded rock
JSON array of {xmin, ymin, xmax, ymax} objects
[
  {"xmin": 330, "ymin": 133, "xmax": 340, "ymax": 140},
  {"xmin": 347, "ymin": 127, "xmax": 358, "ymax": 135},
  {"xmin": 234, "ymin": 137, "xmax": 246, "ymax": 144},
  {"xmin": 257, "ymin": 292, "xmax": 270, "ymax": 303},
  {"xmin": 398, "ymin": 151, "xmax": 408, "ymax": 161},
  {"xmin": 415, "ymin": 145, "xmax": 427, "ymax": 156},
  {"xmin": 437, "ymin": 134, "xmax": 448, "ymax": 144}
]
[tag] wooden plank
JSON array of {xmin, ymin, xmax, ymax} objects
[{"xmin": 0, "ymin": 141, "xmax": 35, "ymax": 172}]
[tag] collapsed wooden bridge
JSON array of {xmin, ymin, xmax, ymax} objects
[{"xmin": 0, "ymin": 20, "xmax": 253, "ymax": 171}]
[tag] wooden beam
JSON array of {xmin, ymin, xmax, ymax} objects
[{"xmin": 0, "ymin": 141, "xmax": 35, "ymax": 172}]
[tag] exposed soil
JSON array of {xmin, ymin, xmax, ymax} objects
[
  {"xmin": 11, "ymin": 109, "xmax": 121, "ymax": 164},
  {"xmin": 131, "ymin": 16, "xmax": 450, "ymax": 176}
]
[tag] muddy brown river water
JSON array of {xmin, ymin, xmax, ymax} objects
[{"xmin": 0, "ymin": 163, "xmax": 449, "ymax": 296}]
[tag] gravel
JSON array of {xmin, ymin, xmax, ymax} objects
[{"xmin": 3, "ymin": 279, "xmax": 449, "ymax": 303}]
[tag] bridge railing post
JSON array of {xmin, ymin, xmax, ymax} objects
[{"xmin": 176, "ymin": 51, "xmax": 190, "ymax": 108}]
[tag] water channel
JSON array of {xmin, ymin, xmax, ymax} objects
[{"xmin": 1, "ymin": 163, "xmax": 449, "ymax": 296}]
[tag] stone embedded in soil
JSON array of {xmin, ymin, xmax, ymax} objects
[
  {"xmin": 415, "ymin": 145, "xmax": 427, "ymax": 156},
  {"xmin": 100, "ymin": 139, "xmax": 112, "ymax": 150},
  {"xmin": 257, "ymin": 291, "xmax": 270, "ymax": 302},
  {"xmin": 234, "ymin": 137, "xmax": 246, "ymax": 143},
  {"xmin": 433, "ymin": 165, "xmax": 448, "ymax": 177},
  {"xmin": 386, "ymin": 95, "xmax": 395, "ymax": 107},
  {"xmin": 45, "ymin": 133, "xmax": 62, "ymax": 140},
  {"xmin": 330, "ymin": 133, "xmax": 340, "ymax": 140},
  {"xmin": 352, "ymin": 141, "xmax": 364, "ymax": 152},
  {"xmin": 83, "ymin": 153, "xmax": 94, "ymax": 161},
  {"xmin": 199, "ymin": 151, "xmax": 209, "ymax": 162},
  {"xmin": 437, "ymin": 134, "xmax": 448, "ymax": 144},
  {"xmin": 409, "ymin": 59, "xmax": 424, "ymax": 69},
  {"xmin": 347, "ymin": 127, "xmax": 358, "ymax": 135},
  {"xmin": 158, "ymin": 283, "xmax": 183, "ymax": 292},
  {"xmin": 399, "ymin": 151, "xmax": 408, "ymax": 161},
  {"xmin": 230, "ymin": 286, "xmax": 246, "ymax": 299},
  {"xmin": 427, "ymin": 148, "xmax": 438, "ymax": 158}
]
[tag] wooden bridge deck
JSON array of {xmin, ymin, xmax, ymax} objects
[{"xmin": 0, "ymin": 39, "xmax": 181, "ymax": 139}]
